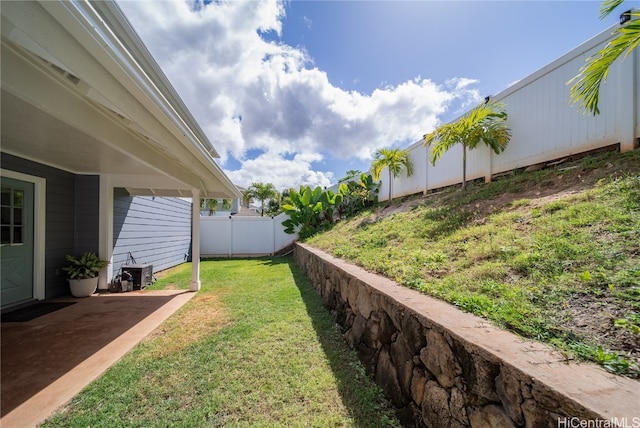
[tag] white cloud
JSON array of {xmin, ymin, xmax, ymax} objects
[
  {"xmin": 118, "ymin": 0, "xmax": 480, "ymax": 190},
  {"xmin": 302, "ymin": 15, "xmax": 313, "ymax": 29},
  {"xmin": 224, "ymin": 149, "xmax": 333, "ymax": 192}
]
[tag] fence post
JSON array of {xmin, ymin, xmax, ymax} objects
[
  {"xmin": 485, "ymin": 146, "xmax": 493, "ymax": 183},
  {"xmin": 618, "ymin": 47, "xmax": 637, "ymax": 153},
  {"xmin": 228, "ymin": 215, "xmax": 233, "ymax": 257},
  {"xmin": 271, "ymin": 216, "xmax": 276, "ymax": 256}
]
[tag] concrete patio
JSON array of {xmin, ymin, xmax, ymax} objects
[{"xmin": 1, "ymin": 289, "xmax": 195, "ymax": 428}]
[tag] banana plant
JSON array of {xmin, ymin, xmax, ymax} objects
[
  {"xmin": 282, "ymin": 185, "xmax": 325, "ymax": 239},
  {"xmin": 282, "ymin": 176, "xmax": 378, "ymax": 239},
  {"xmin": 320, "ymin": 188, "xmax": 345, "ymax": 225}
]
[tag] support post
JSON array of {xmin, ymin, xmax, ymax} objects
[
  {"xmin": 190, "ymin": 189, "xmax": 201, "ymax": 291},
  {"xmin": 98, "ymin": 175, "xmax": 113, "ymax": 290}
]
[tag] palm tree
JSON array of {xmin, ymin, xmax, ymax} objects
[
  {"xmin": 569, "ymin": 1, "xmax": 639, "ymax": 115},
  {"xmin": 222, "ymin": 198, "xmax": 233, "ymax": 211},
  {"xmin": 241, "ymin": 189, "xmax": 253, "ymax": 208},
  {"xmin": 246, "ymin": 182, "xmax": 278, "ymax": 216},
  {"xmin": 371, "ymin": 148, "xmax": 414, "ymax": 203},
  {"xmin": 338, "ymin": 170, "xmax": 363, "ymax": 183},
  {"xmin": 424, "ymin": 100, "xmax": 511, "ymax": 191},
  {"xmin": 206, "ymin": 199, "xmax": 218, "ymax": 216},
  {"xmin": 200, "ymin": 198, "xmax": 217, "ymax": 216}
]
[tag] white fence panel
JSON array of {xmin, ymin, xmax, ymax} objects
[
  {"xmin": 490, "ymin": 40, "xmax": 625, "ymax": 174},
  {"xmin": 378, "ymin": 25, "xmax": 638, "ymax": 202},
  {"xmin": 637, "ymin": 49, "xmax": 640, "ymax": 137},
  {"xmin": 231, "ymin": 217, "xmax": 275, "ymax": 255},
  {"xmin": 200, "ymin": 213, "xmax": 297, "ymax": 257},
  {"xmin": 273, "ymin": 212, "xmax": 298, "ymax": 253},
  {"xmin": 399, "ymin": 145, "xmax": 427, "ymax": 196},
  {"xmin": 380, "ymin": 145, "xmax": 428, "ymax": 200},
  {"xmin": 425, "ymin": 144, "xmax": 464, "ymax": 191},
  {"xmin": 200, "ymin": 217, "xmax": 232, "ymax": 256}
]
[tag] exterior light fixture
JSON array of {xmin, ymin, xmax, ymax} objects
[{"xmin": 620, "ymin": 9, "xmax": 638, "ymax": 25}]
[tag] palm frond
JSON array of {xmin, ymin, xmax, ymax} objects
[
  {"xmin": 569, "ymin": 10, "xmax": 640, "ymax": 115},
  {"xmin": 600, "ymin": 0, "xmax": 625, "ymax": 19},
  {"xmin": 371, "ymin": 150, "xmax": 389, "ymax": 181},
  {"xmin": 424, "ymin": 125, "xmax": 461, "ymax": 165},
  {"xmin": 371, "ymin": 147, "xmax": 414, "ymax": 179},
  {"xmin": 425, "ymin": 101, "xmax": 510, "ymax": 163}
]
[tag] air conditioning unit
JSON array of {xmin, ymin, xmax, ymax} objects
[{"xmin": 121, "ymin": 264, "xmax": 153, "ymax": 289}]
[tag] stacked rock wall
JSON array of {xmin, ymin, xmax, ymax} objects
[{"xmin": 293, "ymin": 243, "xmax": 639, "ymax": 427}]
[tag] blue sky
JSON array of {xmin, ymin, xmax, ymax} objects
[{"xmin": 117, "ymin": 0, "xmax": 627, "ymax": 191}]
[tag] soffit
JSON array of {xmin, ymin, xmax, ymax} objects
[{"xmin": 0, "ymin": 1, "xmax": 240, "ymax": 199}]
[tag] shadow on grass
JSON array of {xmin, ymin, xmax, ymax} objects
[
  {"xmin": 152, "ymin": 256, "xmax": 401, "ymax": 425},
  {"xmin": 266, "ymin": 255, "xmax": 401, "ymax": 428}
]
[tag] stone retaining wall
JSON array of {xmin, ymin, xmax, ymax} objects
[{"xmin": 294, "ymin": 243, "xmax": 639, "ymax": 427}]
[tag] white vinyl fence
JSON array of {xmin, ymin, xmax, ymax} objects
[
  {"xmin": 201, "ymin": 25, "xmax": 638, "ymax": 256},
  {"xmin": 379, "ymin": 24, "xmax": 639, "ymax": 202},
  {"xmin": 200, "ymin": 212, "xmax": 297, "ymax": 257}
]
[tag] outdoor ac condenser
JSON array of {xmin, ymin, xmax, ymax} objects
[{"xmin": 121, "ymin": 264, "xmax": 153, "ymax": 289}]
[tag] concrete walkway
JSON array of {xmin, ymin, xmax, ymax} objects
[{"xmin": 1, "ymin": 289, "xmax": 195, "ymax": 428}]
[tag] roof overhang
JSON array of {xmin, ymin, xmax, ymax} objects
[{"xmin": 1, "ymin": 0, "xmax": 241, "ymax": 199}]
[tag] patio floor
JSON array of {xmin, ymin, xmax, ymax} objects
[{"xmin": 1, "ymin": 289, "xmax": 195, "ymax": 428}]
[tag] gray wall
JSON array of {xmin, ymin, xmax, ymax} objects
[
  {"xmin": 0, "ymin": 153, "xmax": 100, "ymax": 298},
  {"xmin": 112, "ymin": 189, "xmax": 191, "ymax": 278},
  {"xmin": 2, "ymin": 154, "xmax": 192, "ymax": 297},
  {"xmin": 74, "ymin": 175, "xmax": 100, "ymax": 255}
]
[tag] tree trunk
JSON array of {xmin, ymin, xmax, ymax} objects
[{"xmin": 462, "ymin": 145, "xmax": 467, "ymax": 191}]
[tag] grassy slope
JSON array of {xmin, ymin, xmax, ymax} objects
[{"xmin": 307, "ymin": 149, "xmax": 640, "ymax": 377}]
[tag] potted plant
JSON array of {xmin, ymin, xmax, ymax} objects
[{"xmin": 63, "ymin": 251, "xmax": 109, "ymax": 297}]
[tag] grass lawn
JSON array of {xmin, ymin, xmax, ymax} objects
[
  {"xmin": 307, "ymin": 149, "xmax": 640, "ymax": 377},
  {"xmin": 43, "ymin": 258, "xmax": 401, "ymax": 427}
]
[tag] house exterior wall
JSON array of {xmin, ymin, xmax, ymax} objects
[
  {"xmin": 1, "ymin": 153, "xmax": 75, "ymax": 298},
  {"xmin": 1, "ymin": 153, "xmax": 192, "ymax": 299},
  {"xmin": 74, "ymin": 176, "xmax": 100, "ymax": 256},
  {"xmin": 112, "ymin": 189, "xmax": 192, "ymax": 277}
]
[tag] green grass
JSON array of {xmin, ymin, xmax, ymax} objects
[
  {"xmin": 43, "ymin": 258, "xmax": 401, "ymax": 427},
  {"xmin": 307, "ymin": 149, "xmax": 640, "ymax": 377}
]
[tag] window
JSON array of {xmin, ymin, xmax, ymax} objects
[{"xmin": 1, "ymin": 186, "xmax": 25, "ymax": 245}]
